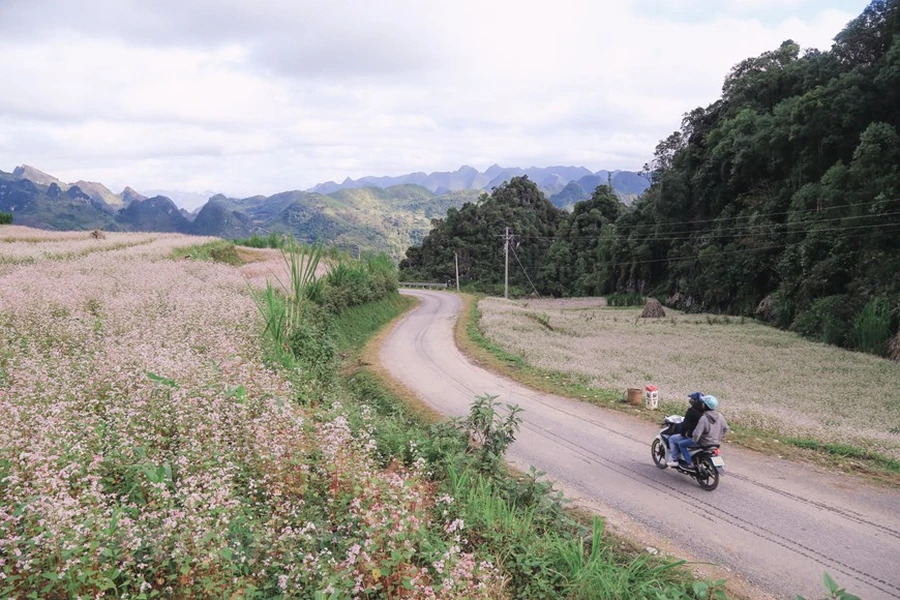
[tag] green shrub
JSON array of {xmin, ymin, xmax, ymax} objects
[
  {"xmin": 774, "ymin": 290, "xmax": 795, "ymax": 330},
  {"xmin": 851, "ymin": 297, "xmax": 892, "ymax": 356},
  {"xmin": 460, "ymin": 394, "xmax": 523, "ymax": 476},
  {"xmin": 288, "ymin": 304, "xmax": 336, "ymax": 396},
  {"xmin": 606, "ymin": 293, "xmax": 644, "ymax": 307},
  {"xmin": 234, "ymin": 232, "xmax": 286, "ymax": 249},
  {"xmin": 792, "ymin": 295, "xmax": 854, "ymax": 346},
  {"xmin": 173, "ymin": 240, "xmax": 242, "ymax": 265},
  {"xmin": 321, "ymin": 253, "xmax": 398, "ymax": 313},
  {"xmin": 0, "ymin": 211, "xmax": 11, "ymax": 225}
]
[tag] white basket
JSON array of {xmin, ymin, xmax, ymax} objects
[{"xmin": 644, "ymin": 389, "xmax": 659, "ymax": 409}]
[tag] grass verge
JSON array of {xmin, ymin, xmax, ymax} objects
[
  {"xmin": 457, "ymin": 294, "xmax": 900, "ymax": 485},
  {"xmin": 332, "ymin": 293, "xmax": 416, "ymax": 355}
]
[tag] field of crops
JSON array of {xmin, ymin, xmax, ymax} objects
[
  {"xmin": 478, "ymin": 297, "xmax": 900, "ymax": 460},
  {"xmin": 0, "ymin": 228, "xmax": 498, "ymax": 597}
]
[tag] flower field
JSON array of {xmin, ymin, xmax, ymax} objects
[
  {"xmin": 477, "ymin": 297, "xmax": 900, "ymax": 460},
  {"xmin": 0, "ymin": 229, "xmax": 499, "ymax": 598}
]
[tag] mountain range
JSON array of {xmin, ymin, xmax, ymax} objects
[
  {"xmin": 0, "ymin": 164, "xmax": 649, "ymax": 255},
  {"xmin": 310, "ymin": 164, "xmax": 650, "ymax": 207}
]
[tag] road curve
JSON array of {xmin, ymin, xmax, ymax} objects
[{"xmin": 380, "ymin": 290, "xmax": 900, "ymax": 600}]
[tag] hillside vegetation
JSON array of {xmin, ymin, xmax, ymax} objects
[{"xmin": 403, "ymin": 1, "xmax": 900, "ymax": 357}]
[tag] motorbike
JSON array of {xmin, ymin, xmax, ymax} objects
[{"xmin": 651, "ymin": 415, "xmax": 724, "ymax": 491}]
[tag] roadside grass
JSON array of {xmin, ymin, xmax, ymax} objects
[
  {"xmin": 783, "ymin": 437, "xmax": 900, "ymax": 474},
  {"xmin": 461, "ymin": 295, "xmax": 900, "ymax": 483},
  {"xmin": 459, "ymin": 295, "xmax": 621, "ymax": 406},
  {"xmin": 332, "ymin": 293, "xmax": 416, "ymax": 354}
]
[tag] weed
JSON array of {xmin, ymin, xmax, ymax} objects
[
  {"xmin": 851, "ymin": 297, "xmax": 893, "ymax": 356},
  {"xmin": 174, "ymin": 240, "xmax": 244, "ymax": 265},
  {"xmin": 796, "ymin": 572, "xmax": 861, "ymax": 600},
  {"xmin": 459, "ymin": 394, "xmax": 523, "ymax": 476}
]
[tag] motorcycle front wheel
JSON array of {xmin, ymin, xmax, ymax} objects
[
  {"xmin": 694, "ymin": 456, "xmax": 720, "ymax": 491},
  {"xmin": 651, "ymin": 439, "xmax": 667, "ymax": 469}
]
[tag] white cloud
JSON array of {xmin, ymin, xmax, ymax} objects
[{"xmin": 0, "ymin": 0, "xmax": 865, "ymax": 198}]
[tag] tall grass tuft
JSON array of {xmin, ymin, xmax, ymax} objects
[
  {"xmin": 252, "ymin": 239, "xmax": 323, "ymax": 359},
  {"xmin": 851, "ymin": 297, "xmax": 892, "ymax": 356}
]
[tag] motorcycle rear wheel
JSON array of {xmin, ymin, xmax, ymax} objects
[
  {"xmin": 651, "ymin": 439, "xmax": 667, "ymax": 469},
  {"xmin": 694, "ymin": 456, "xmax": 720, "ymax": 491}
]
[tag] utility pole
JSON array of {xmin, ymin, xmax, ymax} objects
[
  {"xmin": 455, "ymin": 252, "xmax": 460, "ymax": 292},
  {"xmin": 504, "ymin": 226, "xmax": 510, "ymax": 299}
]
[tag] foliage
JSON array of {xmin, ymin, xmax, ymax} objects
[
  {"xmin": 321, "ymin": 252, "xmax": 399, "ymax": 313},
  {"xmin": 234, "ymin": 231, "xmax": 287, "ymax": 249},
  {"xmin": 400, "ymin": 176, "xmax": 563, "ymax": 292},
  {"xmin": 331, "ymin": 293, "xmax": 415, "ymax": 352},
  {"xmin": 0, "ymin": 211, "xmax": 11, "ymax": 224},
  {"xmin": 460, "ymin": 394, "xmax": 523, "ymax": 475},
  {"xmin": 251, "ymin": 239, "xmax": 324, "ymax": 364},
  {"xmin": 795, "ymin": 572, "xmax": 861, "ymax": 600},
  {"xmin": 173, "ymin": 240, "xmax": 243, "ymax": 265},
  {"xmin": 850, "ymin": 296, "xmax": 894, "ymax": 356}
]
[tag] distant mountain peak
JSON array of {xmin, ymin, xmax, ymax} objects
[
  {"xmin": 307, "ymin": 165, "xmax": 648, "ymax": 201},
  {"xmin": 13, "ymin": 164, "xmax": 64, "ymax": 187}
]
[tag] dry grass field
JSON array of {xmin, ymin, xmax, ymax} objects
[{"xmin": 478, "ymin": 297, "xmax": 900, "ymax": 460}]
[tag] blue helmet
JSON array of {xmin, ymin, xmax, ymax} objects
[{"xmin": 701, "ymin": 395, "xmax": 719, "ymax": 411}]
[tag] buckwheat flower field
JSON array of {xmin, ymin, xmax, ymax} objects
[
  {"xmin": 0, "ymin": 229, "xmax": 500, "ymax": 597},
  {"xmin": 478, "ymin": 297, "xmax": 900, "ymax": 459}
]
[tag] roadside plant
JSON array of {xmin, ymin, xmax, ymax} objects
[
  {"xmin": 850, "ymin": 297, "xmax": 892, "ymax": 356},
  {"xmin": 252, "ymin": 239, "xmax": 324, "ymax": 357},
  {"xmin": 796, "ymin": 572, "xmax": 860, "ymax": 600},
  {"xmin": 460, "ymin": 394, "xmax": 523, "ymax": 475}
]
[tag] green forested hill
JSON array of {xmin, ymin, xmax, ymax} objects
[{"xmin": 402, "ymin": 0, "xmax": 900, "ymax": 357}]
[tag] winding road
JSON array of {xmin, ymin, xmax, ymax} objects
[{"xmin": 380, "ymin": 290, "xmax": 900, "ymax": 600}]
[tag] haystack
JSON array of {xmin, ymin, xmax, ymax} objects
[
  {"xmin": 641, "ymin": 298, "xmax": 666, "ymax": 318},
  {"xmin": 754, "ymin": 294, "xmax": 776, "ymax": 321},
  {"xmin": 889, "ymin": 332, "xmax": 900, "ymax": 362}
]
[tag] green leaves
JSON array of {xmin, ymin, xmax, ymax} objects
[
  {"xmin": 145, "ymin": 371, "xmax": 178, "ymax": 388},
  {"xmin": 795, "ymin": 572, "xmax": 861, "ymax": 600}
]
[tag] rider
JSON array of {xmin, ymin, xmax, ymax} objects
[
  {"xmin": 673, "ymin": 394, "xmax": 729, "ymax": 467},
  {"xmin": 666, "ymin": 392, "xmax": 705, "ymax": 467}
]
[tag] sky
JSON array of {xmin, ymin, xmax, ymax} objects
[{"xmin": 0, "ymin": 0, "xmax": 871, "ymax": 199}]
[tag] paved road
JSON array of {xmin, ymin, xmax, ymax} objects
[{"xmin": 380, "ymin": 290, "xmax": 900, "ymax": 600}]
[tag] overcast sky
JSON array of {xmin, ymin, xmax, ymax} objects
[{"xmin": 0, "ymin": 0, "xmax": 869, "ymax": 198}]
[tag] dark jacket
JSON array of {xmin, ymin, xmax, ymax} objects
[{"xmin": 679, "ymin": 405, "xmax": 704, "ymax": 438}]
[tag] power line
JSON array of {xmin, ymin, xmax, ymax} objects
[
  {"xmin": 510, "ymin": 243, "xmax": 541, "ymax": 297},
  {"xmin": 461, "ymin": 222, "xmax": 900, "ymax": 274},
  {"xmin": 519, "ymin": 211, "xmax": 900, "ymax": 244},
  {"xmin": 605, "ymin": 197, "xmax": 897, "ymax": 228}
]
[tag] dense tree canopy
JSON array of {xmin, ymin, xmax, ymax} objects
[
  {"xmin": 400, "ymin": 177, "xmax": 562, "ymax": 294},
  {"xmin": 402, "ymin": 0, "xmax": 900, "ymax": 356}
]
